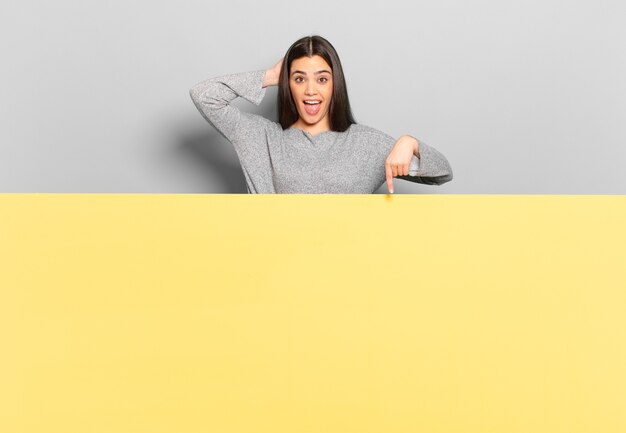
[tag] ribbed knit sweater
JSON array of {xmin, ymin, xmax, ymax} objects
[{"xmin": 190, "ymin": 69, "xmax": 453, "ymax": 193}]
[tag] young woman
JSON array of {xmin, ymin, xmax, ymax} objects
[{"xmin": 189, "ymin": 35, "xmax": 453, "ymax": 193}]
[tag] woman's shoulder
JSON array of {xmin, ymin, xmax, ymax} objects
[
  {"xmin": 348, "ymin": 123, "xmax": 394, "ymax": 142},
  {"xmin": 239, "ymin": 111, "xmax": 283, "ymax": 133}
]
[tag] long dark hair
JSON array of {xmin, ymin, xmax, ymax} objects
[{"xmin": 277, "ymin": 35, "xmax": 357, "ymax": 132}]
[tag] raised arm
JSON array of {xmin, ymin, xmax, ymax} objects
[
  {"xmin": 189, "ymin": 69, "xmax": 270, "ymax": 142},
  {"xmin": 189, "ymin": 65, "xmax": 284, "ymax": 193},
  {"xmin": 189, "ymin": 58, "xmax": 284, "ymax": 140}
]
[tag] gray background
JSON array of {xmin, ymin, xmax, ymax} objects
[{"xmin": 2, "ymin": 0, "xmax": 624, "ymax": 194}]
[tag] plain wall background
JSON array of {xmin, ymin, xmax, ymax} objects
[{"xmin": 1, "ymin": 0, "xmax": 624, "ymax": 194}]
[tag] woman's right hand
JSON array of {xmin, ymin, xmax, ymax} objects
[{"xmin": 263, "ymin": 57, "xmax": 284, "ymax": 87}]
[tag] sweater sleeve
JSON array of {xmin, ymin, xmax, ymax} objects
[
  {"xmin": 400, "ymin": 140, "xmax": 454, "ymax": 185},
  {"xmin": 189, "ymin": 69, "xmax": 280, "ymax": 193},
  {"xmin": 363, "ymin": 126, "xmax": 453, "ymax": 187}
]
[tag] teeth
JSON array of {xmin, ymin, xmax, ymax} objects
[{"xmin": 304, "ymin": 101, "xmax": 320, "ymax": 105}]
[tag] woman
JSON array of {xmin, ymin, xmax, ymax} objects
[{"xmin": 190, "ymin": 35, "xmax": 452, "ymax": 193}]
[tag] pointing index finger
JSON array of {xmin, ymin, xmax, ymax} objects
[{"xmin": 386, "ymin": 164, "xmax": 394, "ymax": 194}]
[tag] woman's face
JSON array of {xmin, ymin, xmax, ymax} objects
[{"xmin": 289, "ymin": 55, "xmax": 333, "ymax": 130}]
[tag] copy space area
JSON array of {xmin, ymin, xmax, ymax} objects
[{"xmin": 1, "ymin": 194, "xmax": 625, "ymax": 433}]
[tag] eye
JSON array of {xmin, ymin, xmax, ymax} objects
[
  {"xmin": 319, "ymin": 77, "xmax": 328, "ymax": 83},
  {"xmin": 294, "ymin": 76, "xmax": 304, "ymax": 83}
]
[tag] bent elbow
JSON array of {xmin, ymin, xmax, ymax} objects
[
  {"xmin": 437, "ymin": 171, "xmax": 453, "ymax": 185},
  {"xmin": 189, "ymin": 81, "xmax": 227, "ymax": 122},
  {"xmin": 436, "ymin": 163, "xmax": 454, "ymax": 185},
  {"xmin": 425, "ymin": 167, "xmax": 453, "ymax": 186},
  {"xmin": 189, "ymin": 87, "xmax": 199, "ymax": 107},
  {"xmin": 422, "ymin": 172, "xmax": 452, "ymax": 185},
  {"xmin": 189, "ymin": 85, "xmax": 204, "ymax": 109},
  {"xmin": 189, "ymin": 80, "xmax": 221, "ymax": 108},
  {"xmin": 436, "ymin": 157, "xmax": 454, "ymax": 185}
]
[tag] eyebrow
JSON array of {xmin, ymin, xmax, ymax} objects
[{"xmin": 291, "ymin": 69, "xmax": 332, "ymax": 76}]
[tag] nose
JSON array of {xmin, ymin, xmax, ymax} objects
[{"xmin": 305, "ymin": 81, "xmax": 316, "ymax": 95}]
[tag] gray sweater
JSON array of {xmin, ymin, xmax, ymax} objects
[{"xmin": 189, "ymin": 69, "xmax": 453, "ymax": 193}]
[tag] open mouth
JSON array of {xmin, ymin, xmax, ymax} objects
[{"xmin": 303, "ymin": 100, "xmax": 322, "ymax": 115}]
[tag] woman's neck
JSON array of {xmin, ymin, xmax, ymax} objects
[{"xmin": 289, "ymin": 120, "xmax": 330, "ymax": 137}]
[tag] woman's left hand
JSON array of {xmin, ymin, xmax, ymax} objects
[{"xmin": 386, "ymin": 135, "xmax": 419, "ymax": 194}]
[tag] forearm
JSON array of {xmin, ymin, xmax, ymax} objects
[
  {"xmin": 405, "ymin": 141, "xmax": 453, "ymax": 184},
  {"xmin": 392, "ymin": 135, "xmax": 453, "ymax": 185}
]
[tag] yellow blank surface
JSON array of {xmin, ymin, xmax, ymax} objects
[{"xmin": 1, "ymin": 194, "xmax": 625, "ymax": 433}]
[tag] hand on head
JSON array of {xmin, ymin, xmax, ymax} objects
[{"xmin": 271, "ymin": 57, "xmax": 284, "ymax": 80}]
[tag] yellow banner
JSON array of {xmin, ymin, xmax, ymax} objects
[{"xmin": 1, "ymin": 194, "xmax": 625, "ymax": 432}]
